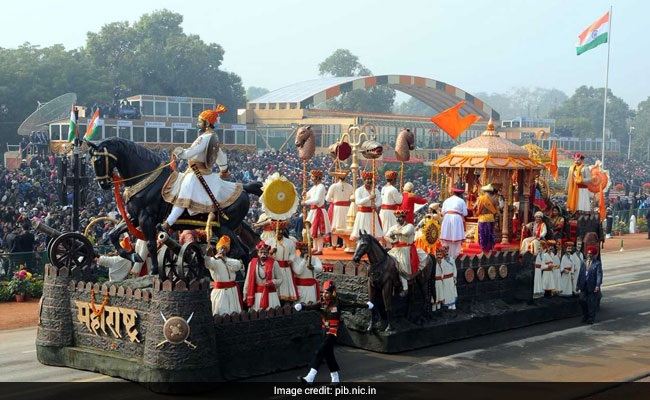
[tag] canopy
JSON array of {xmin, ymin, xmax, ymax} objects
[{"xmin": 434, "ymin": 119, "xmax": 543, "ymax": 170}]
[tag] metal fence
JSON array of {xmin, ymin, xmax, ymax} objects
[{"xmin": 0, "ymin": 245, "xmax": 116, "ymax": 281}]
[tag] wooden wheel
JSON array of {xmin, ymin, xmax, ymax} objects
[
  {"xmin": 156, "ymin": 244, "xmax": 180, "ymax": 283},
  {"xmin": 176, "ymin": 242, "xmax": 205, "ymax": 283},
  {"xmin": 48, "ymin": 232, "xmax": 94, "ymax": 276}
]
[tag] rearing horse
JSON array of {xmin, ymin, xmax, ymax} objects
[
  {"xmin": 87, "ymin": 137, "xmax": 262, "ymax": 279},
  {"xmin": 353, "ymin": 230, "xmax": 400, "ymax": 332}
]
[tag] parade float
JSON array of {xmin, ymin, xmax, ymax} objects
[{"xmin": 36, "ymin": 116, "xmax": 587, "ymax": 391}]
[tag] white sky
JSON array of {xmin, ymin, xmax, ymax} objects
[{"xmin": 1, "ymin": 0, "xmax": 648, "ymax": 108}]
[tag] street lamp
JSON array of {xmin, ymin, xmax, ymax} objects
[{"xmin": 628, "ymin": 126, "xmax": 635, "ymax": 159}]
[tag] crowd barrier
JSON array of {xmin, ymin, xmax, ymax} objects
[{"xmin": 0, "ymin": 245, "xmax": 115, "ymax": 281}]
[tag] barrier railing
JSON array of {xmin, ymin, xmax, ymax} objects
[{"xmin": 0, "ymin": 245, "xmax": 117, "ymax": 281}]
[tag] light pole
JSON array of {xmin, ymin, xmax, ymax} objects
[{"xmin": 628, "ymin": 126, "xmax": 635, "ymax": 159}]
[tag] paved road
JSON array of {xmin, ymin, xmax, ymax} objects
[{"xmin": 1, "ymin": 248, "xmax": 649, "ymax": 390}]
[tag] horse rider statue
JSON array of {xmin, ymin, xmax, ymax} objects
[{"xmin": 160, "ymin": 105, "xmax": 243, "ymax": 230}]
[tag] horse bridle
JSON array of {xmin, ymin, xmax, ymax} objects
[{"xmin": 91, "ymin": 148, "xmax": 118, "ymax": 184}]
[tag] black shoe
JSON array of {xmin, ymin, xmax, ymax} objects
[
  {"xmin": 298, "ymin": 376, "xmax": 313, "ymax": 385},
  {"xmin": 581, "ymin": 317, "xmax": 588, "ymax": 323},
  {"xmin": 586, "ymin": 320, "xmax": 594, "ymax": 324},
  {"xmin": 328, "ymin": 382, "xmax": 341, "ymax": 389},
  {"xmin": 156, "ymin": 223, "xmax": 165, "ymax": 233}
]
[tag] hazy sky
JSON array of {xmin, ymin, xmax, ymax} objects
[{"xmin": 2, "ymin": 0, "xmax": 648, "ymax": 108}]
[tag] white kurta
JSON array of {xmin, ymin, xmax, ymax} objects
[
  {"xmin": 266, "ymin": 236, "xmax": 298, "ymax": 301},
  {"xmin": 520, "ymin": 222, "xmax": 548, "ymax": 255},
  {"xmin": 440, "ymin": 196, "xmax": 467, "ymax": 241},
  {"xmin": 572, "ymin": 166, "xmax": 592, "ymax": 212},
  {"xmin": 305, "ymin": 183, "xmax": 331, "ymax": 237},
  {"xmin": 162, "ymin": 132, "xmax": 242, "ymax": 213},
  {"xmin": 570, "ymin": 253, "xmax": 582, "ymax": 294},
  {"xmin": 385, "ymin": 222, "xmax": 415, "ymax": 291},
  {"xmin": 243, "ymin": 259, "xmax": 283, "ymax": 311},
  {"xmin": 441, "ymin": 257, "xmax": 457, "ymax": 306},
  {"xmin": 379, "ymin": 184, "xmax": 402, "ymax": 233},
  {"xmin": 292, "ymin": 255, "xmax": 323, "ymax": 304},
  {"xmin": 559, "ymin": 254, "xmax": 573, "ymax": 296},
  {"xmin": 97, "ymin": 255, "xmax": 131, "ymax": 282},
  {"xmin": 131, "ymin": 239, "xmax": 153, "ymax": 275},
  {"xmin": 206, "ymin": 256, "xmax": 243, "ymax": 316},
  {"xmin": 551, "ymin": 253, "xmax": 561, "ymax": 294},
  {"xmin": 257, "ymin": 213, "xmax": 275, "ymax": 242},
  {"xmin": 326, "ymin": 181, "xmax": 353, "ymax": 233},
  {"xmin": 434, "ymin": 259, "xmax": 445, "ymax": 307},
  {"xmin": 541, "ymin": 252, "xmax": 556, "ymax": 292},
  {"xmin": 533, "ymin": 254, "xmax": 544, "ymax": 298},
  {"xmin": 350, "ymin": 186, "xmax": 383, "ymax": 239}
]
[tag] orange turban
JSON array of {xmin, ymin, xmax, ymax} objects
[
  {"xmin": 385, "ymin": 170, "xmax": 398, "ymax": 180},
  {"xmin": 198, "ymin": 104, "xmax": 228, "ymax": 126},
  {"xmin": 216, "ymin": 235, "xmax": 231, "ymax": 250},
  {"xmin": 310, "ymin": 170, "xmax": 323, "ymax": 179},
  {"xmin": 361, "ymin": 171, "xmax": 375, "ymax": 180},
  {"xmin": 119, "ymin": 236, "xmax": 132, "ymax": 252}
]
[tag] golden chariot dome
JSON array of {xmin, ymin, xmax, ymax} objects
[
  {"xmin": 522, "ymin": 143, "xmax": 551, "ymax": 164},
  {"xmin": 433, "ymin": 118, "xmax": 542, "ymax": 169}
]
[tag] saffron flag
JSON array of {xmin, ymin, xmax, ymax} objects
[
  {"xmin": 430, "ymin": 101, "xmax": 480, "ymax": 140},
  {"xmin": 84, "ymin": 109, "xmax": 100, "ymax": 140},
  {"xmin": 576, "ymin": 11, "xmax": 609, "ymax": 55},
  {"xmin": 545, "ymin": 141, "xmax": 559, "ymax": 182},
  {"xmin": 67, "ymin": 105, "xmax": 77, "ymax": 142}
]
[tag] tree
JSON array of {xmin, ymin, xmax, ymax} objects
[
  {"xmin": 549, "ymin": 86, "xmax": 634, "ymax": 143},
  {"xmin": 475, "ymin": 87, "xmax": 568, "ymax": 120},
  {"xmin": 84, "ymin": 10, "xmax": 245, "ymax": 121},
  {"xmin": 317, "ymin": 49, "xmax": 395, "ymax": 114},
  {"xmin": 246, "ymin": 86, "xmax": 269, "ymax": 101},
  {"xmin": 394, "ymin": 97, "xmax": 435, "ymax": 116},
  {"xmin": 632, "ymin": 96, "xmax": 650, "ymax": 159}
]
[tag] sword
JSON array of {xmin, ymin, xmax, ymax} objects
[{"xmin": 189, "ymin": 163, "xmax": 229, "ymax": 221}]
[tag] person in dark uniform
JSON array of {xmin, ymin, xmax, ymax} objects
[
  {"xmin": 576, "ymin": 246, "xmax": 603, "ymax": 324},
  {"xmin": 294, "ymin": 280, "xmax": 373, "ymax": 384}
]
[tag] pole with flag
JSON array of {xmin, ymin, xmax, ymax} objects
[{"xmin": 576, "ymin": 8, "xmax": 612, "ymax": 166}]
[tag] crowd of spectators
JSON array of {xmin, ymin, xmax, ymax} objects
[{"xmin": 0, "ymin": 147, "xmax": 439, "ymax": 254}]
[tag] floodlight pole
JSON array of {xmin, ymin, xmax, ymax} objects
[{"xmin": 72, "ymin": 107, "xmax": 80, "ymax": 232}]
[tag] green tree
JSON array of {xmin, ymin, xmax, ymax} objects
[
  {"xmin": 246, "ymin": 86, "xmax": 269, "ymax": 101},
  {"xmin": 394, "ymin": 97, "xmax": 435, "ymax": 116},
  {"xmin": 549, "ymin": 86, "xmax": 634, "ymax": 143},
  {"xmin": 632, "ymin": 96, "xmax": 650, "ymax": 160},
  {"xmin": 84, "ymin": 10, "xmax": 245, "ymax": 121},
  {"xmin": 317, "ymin": 49, "xmax": 395, "ymax": 114}
]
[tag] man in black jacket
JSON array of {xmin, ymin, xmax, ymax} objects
[
  {"xmin": 576, "ymin": 246, "xmax": 603, "ymax": 324},
  {"xmin": 295, "ymin": 280, "xmax": 373, "ymax": 384}
]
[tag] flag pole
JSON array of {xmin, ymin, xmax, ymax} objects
[{"xmin": 600, "ymin": 6, "xmax": 612, "ymax": 167}]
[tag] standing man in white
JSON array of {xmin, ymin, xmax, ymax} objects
[
  {"xmin": 440, "ymin": 187, "xmax": 468, "ymax": 259},
  {"xmin": 350, "ymin": 171, "xmax": 383, "ymax": 241},
  {"xmin": 379, "ymin": 171, "xmax": 402, "ymax": 237},
  {"xmin": 303, "ymin": 170, "xmax": 330, "ymax": 255},
  {"xmin": 325, "ymin": 170, "xmax": 353, "ymax": 249}
]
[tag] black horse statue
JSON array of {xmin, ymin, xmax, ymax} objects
[
  {"xmin": 87, "ymin": 137, "xmax": 262, "ymax": 279},
  {"xmin": 352, "ymin": 230, "xmax": 400, "ymax": 332}
]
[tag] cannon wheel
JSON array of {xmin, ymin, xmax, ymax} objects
[
  {"xmin": 156, "ymin": 244, "xmax": 181, "ymax": 283},
  {"xmin": 176, "ymin": 242, "xmax": 205, "ymax": 283},
  {"xmin": 49, "ymin": 232, "xmax": 94, "ymax": 276}
]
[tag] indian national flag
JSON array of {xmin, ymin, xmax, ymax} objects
[
  {"xmin": 67, "ymin": 106, "xmax": 77, "ymax": 142},
  {"xmin": 84, "ymin": 109, "xmax": 100, "ymax": 140},
  {"xmin": 576, "ymin": 11, "xmax": 609, "ymax": 55}
]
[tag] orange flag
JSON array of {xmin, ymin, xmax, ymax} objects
[
  {"xmin": 430, "ymin": 101, "xmax": 480, "ymax": 140},
  {"xmin": 545, "ymin": 141, "xmax": 558, "ymax": 182}
]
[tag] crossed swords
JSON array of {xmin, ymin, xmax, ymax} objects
[{"xmin": 156, "ymin": 311, "xmax": 196, "ymax": 350}]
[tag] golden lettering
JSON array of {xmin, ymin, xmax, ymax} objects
[{"xmin": 75, "ymin": 301, "xmax": 140, "ymax": 343}]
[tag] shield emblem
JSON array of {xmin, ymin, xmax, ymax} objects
[
  {"xmin": 588, "ymin": 164, "xmax": 609, "ymax": 194},
  {"xmin": 422, "ymin": 219, "xmax": 440, "ymax": 247},
  {"xmin": 204, "ymin": 133, "xmax": 220, "ymax": 166},
  {"xmin": 261, "ymin": 173, "xmax": 299, "ymax": 220}
]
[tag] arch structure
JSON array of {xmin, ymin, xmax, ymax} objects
[{"xmin": 248, "ymin": 75, "xmax": 499, "ymax": 120}]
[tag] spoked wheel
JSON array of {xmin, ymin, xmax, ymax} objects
[
  {"xmin": 48, "ymin": 232, "xmax": 94, "ymax": 278},
  {"xmin": 156, "ymin": 244, "xmax": 180, "ymax": 283},
  {"xmin": 177, "ymin": 242, "xmax": 205, "ymax": 283}
]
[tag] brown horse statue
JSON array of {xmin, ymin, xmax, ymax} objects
[
  {"xmin": 294, "ymin": 126, "xmax": 315, "ymax": 160},
  {"xmin": 395, "ymin": 128, "xmax": 415, "ymax": 162},
  {"xmin": 353, "ymin": 230, "xmax": 400, "ymax": 332}
]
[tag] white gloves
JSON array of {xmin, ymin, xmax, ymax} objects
[
  {"xmin": 294, "ymin": 303, "xmax": 303, "ymax": 312},
  {"xmin": 367, "ymin": 301, "xmax": 374, "ymax": 310}
]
